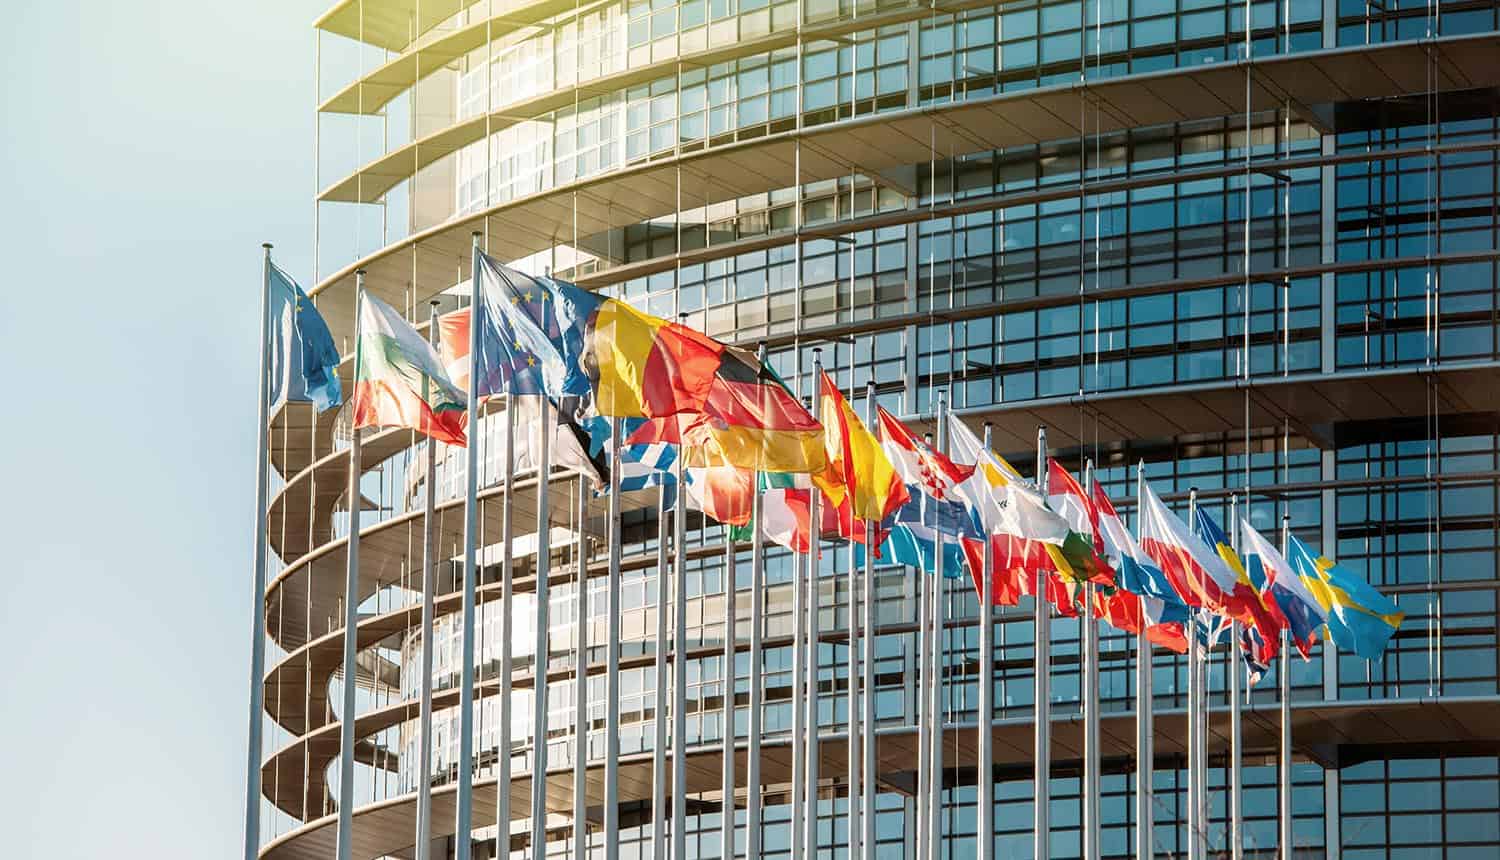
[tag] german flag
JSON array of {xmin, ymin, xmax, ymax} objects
[{"xmin": 627, "ymin": 345, "xmax": 827, "ymax": 474}]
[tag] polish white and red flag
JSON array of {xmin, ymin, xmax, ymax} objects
[{"xmin": 1136, "ymin": 479, "xmax": 1241, "ymax": 614}]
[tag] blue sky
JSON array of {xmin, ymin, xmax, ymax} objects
[{"xmin": 0, "ymin": 3, "xmax": 321, "ymax": 856}]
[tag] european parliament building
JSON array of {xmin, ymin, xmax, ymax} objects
[{"xmin": 253, "ymin": 0, "xmax": 1500, "ymax": 858}]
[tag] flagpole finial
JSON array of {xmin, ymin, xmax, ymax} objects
[
  {"xmin": 355, "ymin": 268, "xmax": 367, "ymax": 275},
  {"xmin": 471, "ymin": 230, "xmax": 483, "ymax": 240},
  {"xmin": 262, "ymin": 242, "xmax": 272, "ymax": 251}
]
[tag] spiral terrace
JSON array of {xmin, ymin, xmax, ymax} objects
[{"xmin": 250, "ymin": 1, "xmax": 1500, "ymax": 857}]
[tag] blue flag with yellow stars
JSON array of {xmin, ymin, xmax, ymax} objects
[{"xmin": 471, "ymin": 251, "xmax": 600, "ymax": 399}]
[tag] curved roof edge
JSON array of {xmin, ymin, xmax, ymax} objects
[{"xmin": 306, "ymin": 33, "xmax": 1500, "ymax": 339}]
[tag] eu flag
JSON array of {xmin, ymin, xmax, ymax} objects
[
  {"xmin": 268, "ymin": 265, "xmax": 342, "ymax": 413},
  {"xmin": 472, "ymin": 251, "xmax": 599, "ymax": 399}
]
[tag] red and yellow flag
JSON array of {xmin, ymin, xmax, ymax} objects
[
  {"xmin": 816, "ymin": 371, "xmax": 908, "ymax": 522},
  {"xmin": 628, "ymin": 345, "xmax": 826, "ymax": 474},
  {"xmin": 587, "ymin": 299, "xmax": 723, "ymax": 418}
]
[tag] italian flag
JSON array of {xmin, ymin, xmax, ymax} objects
[
  {"xmin": 351, "ymin": 291, "xmax": 468, "ymax": 446},
  {"xmin": 729, "ymin": 473, "xmax": 874, "ymax": 554}
]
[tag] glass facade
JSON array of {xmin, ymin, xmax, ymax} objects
[{"xmin": 258, "ymin": 0, "xmax": 1500, "ymax": 857}]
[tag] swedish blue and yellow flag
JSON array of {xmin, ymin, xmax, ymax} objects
[{"xmin": 1286, "ymin": 534, "xmax": 1404, "ymax": 660}]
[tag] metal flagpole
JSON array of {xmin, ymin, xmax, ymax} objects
[
  {"xmin": 915, "ymin": 433, "xmax": 931, "ymax": 859},
  {"xmin": 335, "ymin": 270, "xmax": 368, "ymax": 860},
  {"xmin": 1033, "ymin": 425, "xmax": 1051, "ymax": 860},
  {"xmin": 651, "ymin": 477, "xmax": 670, "ymax": 860},
  {"xmin": 497, "ymin": 385, "xmax": 517, "ymax": 857},
  {"xmin": 572, "ymin": 474, "xmax": 589, "ymax": 860},
  {"xmin": 806, "ymin": 358, "xmax": 823, "ymax": 860},
  {"xmin": 597, "ymin": 414, "xmax": 621, "ymax": 852},
  {"xmin": 790, "ymin": 438, "xmax": 807, "ymax": 860},
  {"xmin": 930, "ymin": 395, "xmax": 947, "ymax": 860},
  {"xmin": 455, "ymin": 233, "xmax": 485, "ymax": 860},
  {"xmin": 415, "ymin": 300, "xmax": 442, "ymax": 860},
  {"xmin": 746, "ymin": 344, "xmax": 769, "ymax": 860},
  {"xmin": 1134, "ymin": 462, "xmax": 1153, "ymax": 860},
  {"xmin": 1186, "ymin": 488, "xmax": 1202, "ymax": 860},
  {"xmin": 861, "ymin": 382, "xmax": 879, "ymax": 860},
  {"xmin": 1083, "ymin": 460, "xmax": 1101, "ymax": 860},
  {"xmin": 603, "ymin": 417, "xmax": 623, "ymax": 860},
  {"xmin": 532, "ymin": 395, "xmax": 555, "ymax": 860},
  {"xmin": 977, "ymin": 423, "xmax": 995, "ymax": 860},
  {"xmin": 721, "ymin": 528, "xmax": 737, "ymax": 858},
  {"xmin": 1279, "ymin": 515, "xmax": 1293, "ymax": 859},
  {"xmin": 243, "ymin": 243, "xmax": 275, "ymax": 860},
  {"xmin": 846, "ymin": 362, "xmax": 861, "ymax": 860},
  {"xmin": 1229, "ymin": 495, "xmax": 1243, "ymax": 860},
  {"xmin": 671, "ymin": 408, "xmax": 688, "ymax": 860}
]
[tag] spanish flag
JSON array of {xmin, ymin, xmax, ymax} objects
[{"xmin": 817, "ymin": 371, "xmax": 908, "ymax": 522}]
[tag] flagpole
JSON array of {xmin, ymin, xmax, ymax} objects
[
  {"xmin": 1082, "ymin": 460, "xmax": 1100, "ymax": 860},
  {"xmin": 915, "ymin": 433, "xmax": 932, "ymax": 860},
  {"xmin": 532, "ymin": 394, "xmax": 554, "ymax": 860},
  {"xmin": 1134, "ymin": 461, "xmax": 1153, "ymax": 860},
  {"xmin": 1279, "ymin": 514, "xmax": 1293, "ymax": 860},
  {"xmin": 930, "ymin": 394, "xmax": 947, "ymax": 860},
  {"xmin": 651, "ymin": 476, "xmax": 669, "ymax": 860},
  {"xmin": 454, "ymin": 233, "xmax": 485, "ymax": 860},
  {"xmin": 243, "ymin": 243, "xmax": 275, "ymax": 860},
  {"xmin": 415, "ymin": 300, "xmax": 442, "ymax": 860},
  {"xmin": 790, "ymin": 402, "xmax": 808, "ymax": 860},
  {"xmin": 846, "ymin": 370, "xmax": 861, "ymax": 860},
  {"xmin": 496, "ymin": 384, "xmax": 516, "ymax": 857},
  {"xmin": 977, "ymin": 423, "xmax": 995, "ymax": 860},
  {"xmin": 572, "ymin": 473, "xmax": 589, "ymax": 860},
  {"xmin": 335, "ymin": 273, "xmax": 367, "ymax": 860},
  {"xmin": 671, "ymin": 388, "xmax": 688, "ymax": 860},
  {"xmin": 721, "ymin": 525, "xmax": 737, "ymax": 859},
  {"xmin": 806, "ymin": 358, "xmax": 823, "ymax": 860},
  {"xmin": 1228, "ymin": 495, "xmax": 1243, "ymax": 860},
  {"xmin": 1034, "ymin": 425, "xmax": 1051, "ymax": 860},
  {"xmin": 1186, "ymin": 487, "xmax": 1202, "ymax": 860},
  {"xmin": 747, "ymin": 346, "xmax": 768, "ymax": 860},
  {"xmin": 861, "ymin": 381, "xmax": 879, "ymax": 860},
  {"xmin": 603, "ymin": 416, "xmax": 623, "ymax": 860}
]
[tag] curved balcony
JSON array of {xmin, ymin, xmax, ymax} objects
[
  {"xmin": 306, "ymin": 32, "xmax": 1500, "ymax": 339},
  {"xmin": 260, "ymin": 694, "xmax": 1500, "ymax": 859}
]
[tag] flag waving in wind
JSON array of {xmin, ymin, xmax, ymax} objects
[
  {"xmin": 1136, "ymin": 480, "xmax": 1242, "ymax": 612},
  {"xmin": 872, "ymin": 407, "xmax": 976, "ymax": 577},
  {"xmin": 1287, "ymin": 534, "xmax": 1404, "ymax": 660},
  {"xmin": 351, "ymin": 291, "xmax": 467, "ymax": 445},
  {"xmin": 472, "ymin": 252, "xmax": 598, "ymax": 399},
  {"xmin": 819, "ymin": 371, "xmax": 908, "ymax": 522},
  {"xmin": 1239, "ymin": 519, "xmax": 1324, "ymax": 658},
  {"xmin": 1192, "ymin": 506, "xmax": 1287, "ymax": 661},
  {"xmin": 1092, "ymin": 480, "xmax": 1191, "ymax": 648},
  {"xmin": 630, "ymin": 345, "xmax": 826, "ymax": 473},
  {"xmin": 268, "ymin": 264, "xmax": 342, "ymax": 413},
  {"xmin": 946, "ymin": 416, "xmax": 1069, "ymax": 545}
]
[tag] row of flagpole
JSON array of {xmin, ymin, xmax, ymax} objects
[{"xmin": 244, "ymin": 241, "xmax": 1335, "ymax": 860}]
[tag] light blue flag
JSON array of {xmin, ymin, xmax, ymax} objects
[
  {"xmin": 584, "ymin": 416, "xmax": 677, "ymax": 510},
  {"xmin": 268, "ymin": 265, "xmax": 342, "ymax": 412},
  {"xmin": 853, "ymin": 482, "xmax": 973, "ymax": 578},
  {"xmin": 1286, "ymin": 535, "xmax": 1405, "ymax": 660}
]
